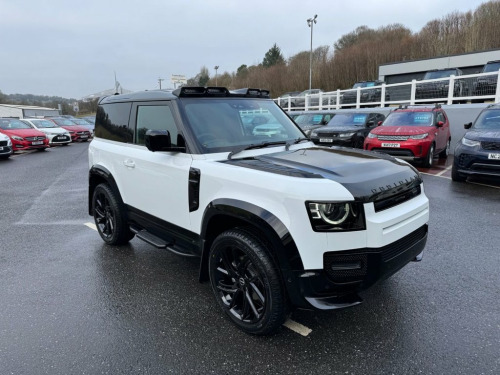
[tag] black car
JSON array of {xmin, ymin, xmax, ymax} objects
[
  {"xmin": 473, "ymin": 60, "xmax": 500, "ymax": 99},
  {"xmin": 341, "ymin": 81, "xmax": 388, "ymax": 105},
  {"xmin": 292, "ymin": 111, "xmax": 335, "ymax": 136},
  {"xmin": 415, "ymin": 68, "xmax": 467, "ymax": 100},
  {"xmin": 452, "ymin": 103, "xmax": 500, "ymax": 182},
  {"xmin": 310, "ymin": 111, "xmax": 386, "ymax": 148}
]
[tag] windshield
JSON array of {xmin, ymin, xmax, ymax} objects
[
  {"xmin": 73, "ymin": 119, "xmax": 91, "ymax": 125},
  {"xmin": 352, "ymin": 82, "xmax": 376, "ymax": 88},
  {"xmin": 424, "ymin": 70, "xmax": 457, "ymax": 79},
  {"xmin": 327, "ymin": 113, "xmax": 367, "ymax": 126},
  {"xmin": 483, "ymin": 62, "xmax": 500, "ymax": 73},
  {"xmin": 294, "ymin": 113, "xmax": 331, "ymax": 126},
  {"xmin": 179, "ymin": 98, "xmax": 304, "ymax": 153},
  {"xmin": 383, "ymin": 111, "xmax": 434, "ymax": 126},
  {"xmin": 29, "ymin": 120, "xmax": 58, "ymax": 128},
  {"xmin": 52, "ymin": 118, "xmax": 77, "ymax": 126},
  {"xmin": 473, "ymin": 109, "xmax": 500, "ymax": 129},
  {"xmin": 0, "ymin": 119, "xmax": 32, "ymax": 130}
]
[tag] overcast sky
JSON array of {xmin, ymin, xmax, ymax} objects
[{"xmin": 0, "ymin": 0, "xmax": 482, "ymax": 99}]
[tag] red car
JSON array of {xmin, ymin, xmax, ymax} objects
[
  {"xmin": 47, "ymin": 117, "xmax": 92, "ymax": 142},
  {"xmin": 364, "ymin": 105, "xmax": 451, "ymax": 167},
  {"xmin": 0, "ymin": 118, "xmax": 49, "ymax": 151}
]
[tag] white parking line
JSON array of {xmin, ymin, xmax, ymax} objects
[
  {"xmin": 435, "ymin": 165, "xmax": 453, "ymax": 176},
  {"xmin": 420, "ymin": 171, "xmax": 451, "ymax": 180},
  {"xmin": 84, "ymin": 222, "xmax": 97, "ymax": 231},
  {"xmin": 470, "ymin": 181, "xmax": 500, "ymax": 189},
  {"xmin": 283, "ymin": 319, "xmax": 312, "ymax": 337}
]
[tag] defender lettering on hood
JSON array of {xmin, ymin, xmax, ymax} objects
[{"xmin": 224, "ymin": 147, "xmax": 422, "ymax": 203}]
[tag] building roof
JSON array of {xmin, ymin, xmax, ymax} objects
[{"xmin": 0, "ymin": 104, "xmax": 58, "ymax": 110}]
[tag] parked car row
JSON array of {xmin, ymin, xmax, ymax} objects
[
  {"xmin": 292, "ymin": 103, "xmax": 500, "ymax": 181},
  {"xmin": 0, "ymin": 115, "xmax": 95, "ymax": 159}
]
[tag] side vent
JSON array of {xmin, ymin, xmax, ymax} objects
[{"xmin": 189, "ymin": 168, "xmax": 201, "ymax": 212}]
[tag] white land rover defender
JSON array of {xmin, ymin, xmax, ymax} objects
[{"xmin": 88, "ymin": 87, "xmax": 429, "ymax": 335}]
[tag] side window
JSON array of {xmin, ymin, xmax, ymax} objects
[
  {"xmin": 135, "ymin": 105, "xmax": 178, "ymax": 146},
  {"xmin": 95, "ymin": 102, "xmax": 133, "ymax": 143}
]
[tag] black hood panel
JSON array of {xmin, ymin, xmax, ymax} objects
[{"xmin": 225, "ymin": 147, "xmax": 421, "ymax": 202}]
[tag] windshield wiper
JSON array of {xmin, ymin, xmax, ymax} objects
[
  {"xmin": 227, "ymin": 141, "xmax": 288, "ymax": 160},
  {"xmin": 285, "ymin": 137, "xmax": 309, "ymax": 150}
]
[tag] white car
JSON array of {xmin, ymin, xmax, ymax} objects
[
  {"xmin": 88, "ymin": 87, "xmax": 429, "ymax": 335},
  {"xmin": 0, "ymin": 132, "xmax": 13, "ymax": 159},
  {"xmin": 22, "ymin": 119, "xmax": 72, "ymax": 146}
]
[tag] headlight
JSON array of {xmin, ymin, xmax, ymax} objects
[
  {"xmin": 409, "ymin": 133, "xmax": 428, "ymax": 139},
  {"xmin": 7, "ymin": 139, "xmax": 12, "ymax": 146},
  {"xmin": 304, "ymin": 129, "xmax": 312, "ymax": 136},
  {"xmin": 339, "ymin": 132, "xmax": 356, "ymax": 138},
  {"xmin": 368, "ymin": 133, "xmax": 377, "ymax": 139},
  {"xmin": 461, "ymin": 137, "xmax": 480, "ymax": 147},
  {"xmin": 12, "ymin": 136, "xmax": 24, "ymax": 141},
  {"xmin": 307, "ymin": 201, "xmax": 365, "ymax": 231},
  {"xmin": 310, "ymin": 130, "xmax": 318, "ymax": 137}
]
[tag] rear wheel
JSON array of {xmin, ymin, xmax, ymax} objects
[
  {"xmin": 422, "ymin": 143, "xmax": 435, "ymax": 168},
  {"xmin": 208, "ymin": 228, "xmax": 288, "ymax": 335},
  {"xmin": 439, "ymin": 139, "xmax": 451, "ymax": 159},
  {"xmin": 92, "ymin": 183, "xmax": 134, "ymax": 245}
]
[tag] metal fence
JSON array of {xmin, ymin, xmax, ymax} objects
[{"xmin": 275, "ymin": 70, "xmax": 500, "ymax": 111}]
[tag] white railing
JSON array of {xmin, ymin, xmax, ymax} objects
[{"xmin": 275, "ymin": 70, "xmax": 500, "ymax": 111}]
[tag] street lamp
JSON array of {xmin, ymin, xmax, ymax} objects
[
  {"xmin": 307, "ymin": 14, "xmax": 317, "ymax": 92},
  {"xmin": 214, "ymin": 65, "xmax": 219, "ymax": 86}
]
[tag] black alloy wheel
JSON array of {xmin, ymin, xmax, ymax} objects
[
  {"xmin": 92, "ymin": 183, "xmax": 134, "ymax": 245},
  {"xmin": 209, "ymin": 228, "xmax": 288, "ymax": 335}
]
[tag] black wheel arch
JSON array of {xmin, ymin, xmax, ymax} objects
[
  {"xmin": 88, "ymin": 165, "xmax": 123, "ymax": 216},
  {"xmin": 199, "ymin": 199, "xmax": 304, "ymax": 300}
]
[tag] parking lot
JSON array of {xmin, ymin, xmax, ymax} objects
[{"xmin": 0, "ymin": 143, "xmax": 499, "ymax": 374}]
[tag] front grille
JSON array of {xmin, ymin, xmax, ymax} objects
[
  {"xmin": 374, "ymin": 185, "xmax": 421, "ymax": 212},
  {"xmin": 481, "ymin": 141, "xmax": 500, "ymax": 151},
  {"xmin": 25, "ymin": 136, "xmax": 45, "ymax": 141},
  {"xmin": 0, "ymin": 140, "xmax": 7, "ymax": 146},
  {"xmin": 316, "ymin": 132, "xmax": 339, "ymax": 138},
  {"xmin": 372, "ymin": 148, "xmax": 415, "ymax": 157},
  {"xmin": 377, "ymin": 135, "xmax": 409, "ymax": 141}
]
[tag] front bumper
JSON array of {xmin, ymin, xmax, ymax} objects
[
  {"xmin": 454, "ymin": 148, "xmax": 500, "ymax": 178},
  {"xmin": 12, "ymin": 140, "xmax": 49, "ymax": 151},
  {"xmin": 366, "ymin": 139, "xmax": 433, "ymax": 161},
  {"xmin": 287, "ymin": 225, "xmax": 427, "ymax": 310}
]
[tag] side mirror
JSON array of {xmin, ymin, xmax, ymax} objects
[
  {"xmin": 464, "ymin": 122, "xmax": 472, "ymax": 129},
  {"xmin": 145, "ymin": 130, "xmax": 185, "ymax": 152},
  {"xmin": 377, "ymin": 121, "xmax": 383, "ymax": 126},
  {"xmin": 436, "ymin": 121, "xmax": 444, "ymax": 127}
]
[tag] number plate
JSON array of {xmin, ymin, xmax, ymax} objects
[
  {"xmin": 319, "ymin": 138, "xmax": 333, "ymax": 143},
  {"xmin": 80, "ymin": 135, "xmax": 88, "ymax": 139},
  {"xmin": 32, "ymin": 141, "xmax": 43, "ymax": 145},
  {"xmin": 488, "ymin": 153, "xmax": 500, "ymax": 160},
  {"xmin": 57, "ymin": 136, "xmax": 67, "ymax": 140},
  {"xmin": 0, "ymin": 147, "xmax": 3, "ymax": 151},
  {"xmin": 382, "ymin": 143, "xmax": 400, "ymax": 148}
]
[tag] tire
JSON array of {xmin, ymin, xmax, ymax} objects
[
  {"xmin": 451, "ymin": 163, "xmax": 467, "ymax": 182},
  {"xmin": 36, "ymin": 148, "xmax": 47, "ymax": 152},
  {"xmin": 208, "ymin": 228, "xmax": 288, "ymax": 335},
  {"xmin": 92, "ymin": 183, "xmax": 134, "ymax": 245},
  {"xmin": 422, "ymin": 143, "xmax": 435, "ymax": 168},
  {"xmin": 354, "ymin": 137, "xmax": 364, "ymax": 149},
  {"xmin": 439, "ymin": 139, "xmax": 451, "ymax": 159}
]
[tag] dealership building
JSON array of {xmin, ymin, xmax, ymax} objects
[{"xmin": 378, "ymin": 48, "xmax": 500, "ymax": 84}]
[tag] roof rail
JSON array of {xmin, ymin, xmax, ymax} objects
[{"xmin": 395, "ymin": 103, "xmax": 441, "ymax": 111}]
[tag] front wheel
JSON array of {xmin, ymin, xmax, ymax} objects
[
  {"xmin": 422, "ymin": 144, "xmax": 435, "ymax": 168},
  {"xmin": 208, "ymin": 228, "xmax": 288, "ymax": 335},
  {"xmin": 92, "ymin": 183, "xmax": 134, "ymax": 245}
]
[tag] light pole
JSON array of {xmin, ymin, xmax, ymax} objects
[
  {"xmin": 214, "ymin": 65, "xmax": 219, "ymax": 86},
  {"xmin": 307, "ymin": 14, "xmax": 317, "ymax": 92}
]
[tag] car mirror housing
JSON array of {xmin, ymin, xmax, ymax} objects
[
  {"xmin": 145, "ymin": 130, "xmax": 185, "ymax": 152},
  {"xmin": 464, "ymin": 122, "xmax": 472, "ymax": 129},
  {"xmin": 436, "ymin": 121, "xmax": 444, "ymax": 127},
  {"xmin": 377, "ymin": 121, "xmax": 383, "ymax": 126}
]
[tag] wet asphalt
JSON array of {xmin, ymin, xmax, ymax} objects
[{"xmin": 0, "ymin": 142, "xmax": 499, "ymax": 374}]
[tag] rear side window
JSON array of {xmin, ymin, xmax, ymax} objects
[
  {"xmin": 95, "ymin": 102, "xmax": 133, "ymax": 143},
  {"xmin": 135, "ymin": 105, "xmax": 178, "ymax": 146}
]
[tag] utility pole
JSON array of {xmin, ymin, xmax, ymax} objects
[
  {"xmin": 214, "ymin": 66, "xmax": 219, "ymax": 86},
  {"xmin": 158, "ymin": 77, "xmax": 165, "ymax": 89},
  {"xmin": 307, "ymin": 15, "xmax": 317, "ymax": 92}
]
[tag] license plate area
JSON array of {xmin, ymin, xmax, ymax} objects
[
  {"xmin": 382, "ymin": 143, "xmax": 400, "ymax": 148},
  {"xmin": 488, "ymin": 153, "xmax": 500, "ymax": 160},
  {"xmin": 32, "ymin": 141, "xmax": 43, "ymax": 145},
  {"xmin": 319, "ymin": 138, "xmax": 333, "ymax": 143}
]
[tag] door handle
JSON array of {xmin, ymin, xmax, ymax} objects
[{"xmin": 123, "ymin": 159, "xmax": 135, "ymax": 168}]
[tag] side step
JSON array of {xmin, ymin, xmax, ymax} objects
[{"xmin": 130, "ymin": 226, "xmax": 197, "ymax": 257}]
